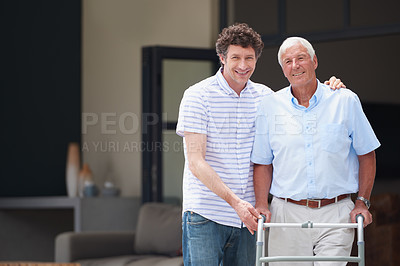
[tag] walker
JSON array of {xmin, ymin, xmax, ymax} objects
[{"xmin": 255, "ymin": 214, "xmax": 365, "ymax": 266}]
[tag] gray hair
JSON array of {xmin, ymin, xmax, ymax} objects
[{"xmin": 278, "ymin": 37, "xmax": 315, "ymax": 67}]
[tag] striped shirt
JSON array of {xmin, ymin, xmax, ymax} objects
[{"xmin": 176, "ymin": 68, "xmax": 273, "ymax": 228}]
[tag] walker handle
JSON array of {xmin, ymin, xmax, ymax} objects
[
  {"xmin": 356, "ymin": 214, "xmax": 364, "ymax": 224},
  {"xmin": 260, "ymin": 214, "xmax": 266, "ymax": 223}
]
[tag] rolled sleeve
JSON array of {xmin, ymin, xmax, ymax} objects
[
  {"xmin": 176, "ymin": 89, "xmax": 208, "ymax": 137},
  {"xmin": 251, "ymin": 103, "xmax": 273, "ymax": 165},
  {"xmin": 349, "ymin": 94, "xmax": 381, "ymax": 155}
]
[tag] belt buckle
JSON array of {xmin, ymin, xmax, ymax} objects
[{"xmin": 306, "ymin": 199, "xmax": 321, "ymax": 208}]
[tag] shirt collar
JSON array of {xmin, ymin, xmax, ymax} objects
[
  {"xmin": 290, "ymin": 79, "xmax": 323, "ymax": 111},
  {"xmin": 216, "ymin": 67, "xmax": 255, "ymax": 97}
]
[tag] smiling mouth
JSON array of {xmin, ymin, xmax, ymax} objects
[
  {"xmin": 293, "ymin": 72, "xmax": 305, "ymax": 77},
  {"xmin": 236, "ymin": 70, "xmax": 249, "ymax": 75}
]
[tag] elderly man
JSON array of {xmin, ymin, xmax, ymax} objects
[{"xmin": 251, "ymin": 37, "xmax": 380, "ymax": 265}]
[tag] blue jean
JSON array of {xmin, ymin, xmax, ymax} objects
[{"xmin": 182, "ymin": 211, "xmax": 256, "ymax": 266}]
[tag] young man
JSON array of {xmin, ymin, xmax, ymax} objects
[
  {"xmin": 251, "ymin": 37, "xmax": 380, "ymax": 265},
  {"xmin": 177, "ymin": 24, "xmax": 344, "ymax": 265}
]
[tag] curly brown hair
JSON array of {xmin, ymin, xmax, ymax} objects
[{"xmin": 216, "ymin": 23, "xmax": 264, "ymax": 65}]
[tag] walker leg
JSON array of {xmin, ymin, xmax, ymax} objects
[
  {"xmin": 358, "ymin": 241, "xmax": 365, "ymax": 266},
  {"xmin": 356, "ymin": 214, "xmax": 365, "ymax": 266},
  {"xmin": 256, "ymin": 216, "xmax": 266, "ymax": 266}
]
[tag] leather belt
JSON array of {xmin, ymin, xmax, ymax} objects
[{"xmin": 279, "ymin": 194, "xmax": 350, "ymax": 209}]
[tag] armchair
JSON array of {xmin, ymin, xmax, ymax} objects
[{"xmin": 55, "ymin": 202, "xmax": 183, "ymax": 266}]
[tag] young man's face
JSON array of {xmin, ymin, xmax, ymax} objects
[
  {"xmin": 220, "ymin": 45, "xmax": 257, "ymax": 92},
  {"xmin": 281, "ymin": 43, "xmax": 318, "ymax": 89}
]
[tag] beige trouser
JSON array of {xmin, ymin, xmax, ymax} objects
[{"xmin": 268, "ymin": 196, "xmax": 355, "ymax": 266}]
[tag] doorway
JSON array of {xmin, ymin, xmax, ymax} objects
[{"xmin": 142, "ymin": 46, "xmax": 219, "ymax": 203}]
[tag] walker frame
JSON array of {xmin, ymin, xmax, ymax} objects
[{"xmin": 255, "ymin": 214, "xmax": 365, "ymax": 265}]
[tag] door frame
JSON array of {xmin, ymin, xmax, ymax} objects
[{"xmin": 141, "ymin": 46, "xmax": 219, "ymax": 203}]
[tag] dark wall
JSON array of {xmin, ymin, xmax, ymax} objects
[
  {"xmin": 362, "ymin": 103, "xmax": 400, "ymax": 180},
  {"xmin": 1, "ymin": 0, "xmax": 81, "ymax": 196}
]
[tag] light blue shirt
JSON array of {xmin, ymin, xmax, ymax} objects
[
  {"xmin": 250, "ymin": 81, "xmax": 380, "ymax": 200},
  {"xmin": 177, "ymin": 69, "xmax": 273, "ymax": 227}
]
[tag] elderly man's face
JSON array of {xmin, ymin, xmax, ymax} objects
[{"xmin": 281, "ymin": 43, "xmax": 318, "ymax": 88}]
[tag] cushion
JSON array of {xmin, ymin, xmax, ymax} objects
[{"xmin": 134, "ymin": 202, "xmax": 182, "ymax": 256}]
